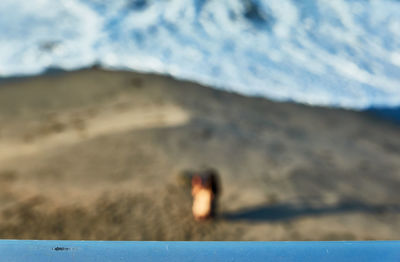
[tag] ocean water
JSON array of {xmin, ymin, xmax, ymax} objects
[{"xmin": 1, "ymin": 0, "xmax": 400, "ymax": 110}]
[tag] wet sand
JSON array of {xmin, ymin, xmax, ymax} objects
[{"xmin": 0, "ymin": 69, "xmax": 399, "ymax": 240}]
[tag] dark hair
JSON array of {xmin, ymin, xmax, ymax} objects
[{"xmin": 199, "ymin": 169, "xmax": 220, "ymax": 197}]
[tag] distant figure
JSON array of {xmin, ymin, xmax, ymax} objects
[{"xmin": 191, "ymin": 169, "xmax": 220, "ymax": 220}]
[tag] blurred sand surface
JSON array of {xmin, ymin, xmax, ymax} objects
[{"xmin": 0, "ymin": 69, "xmax": 399, "ymax": 240}]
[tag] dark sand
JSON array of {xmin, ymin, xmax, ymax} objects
[{"xmin": 0, "ymin": 69, "xmax": 399, "ymax": 240}]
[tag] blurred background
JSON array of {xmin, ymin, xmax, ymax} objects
[{"xmin": 0, "ymin": 0, "xmax": 399, "ymax": 240}]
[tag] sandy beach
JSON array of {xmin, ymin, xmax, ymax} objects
[{"xmin": 0, "ymin": 69, "xmax": 399, "ymax": 240}]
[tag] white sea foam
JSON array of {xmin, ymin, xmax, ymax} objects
[{"xmin": 0, "ymin": 0, "xmax": 400, "ymax": 109}]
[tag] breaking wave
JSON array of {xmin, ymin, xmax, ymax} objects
[{"xmin": 1, "ymin": 0, "xmax": 400, "ymax": 109}]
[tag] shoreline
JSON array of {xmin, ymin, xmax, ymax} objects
[{"xmin": 1, "ymin": 67, "xmax": 400, "ymax": 125}]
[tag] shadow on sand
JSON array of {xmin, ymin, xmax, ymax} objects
[{"xmin": 223, "ymin": 200, "xmax": 400, "ymax": 222}]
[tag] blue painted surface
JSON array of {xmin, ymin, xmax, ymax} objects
[{"xmin": 0, "ymin": 241, "xmax": 399, "ymax": 262}]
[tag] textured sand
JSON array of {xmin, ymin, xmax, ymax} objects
[{"xmin": 0, "ymin": 69, "xmax": 399, "ymax": 240}]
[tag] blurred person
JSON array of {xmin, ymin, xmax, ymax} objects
[{"xmin": 191, "ymin": 169, "xmax": 220, "ymax": 220}]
